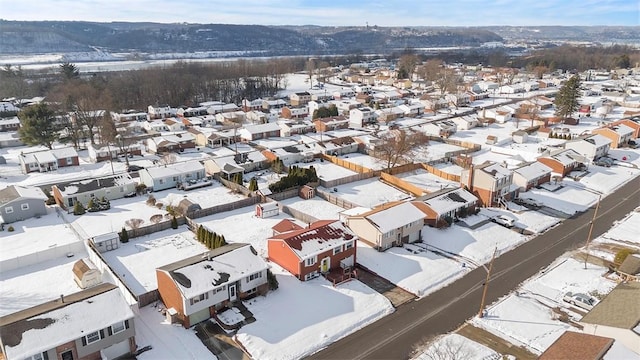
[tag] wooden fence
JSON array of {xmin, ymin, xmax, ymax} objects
[
  {"xmin": 319, "ymin": 172, "xmax": 376, "ymax": 189},
  {"xmin": 280, "ymin": 204, "xmax": 319, "ymax": 224},
  {"xmin": 185, "ymin": 196, "xmax": 260, "ymax": 219},
  {"xmin": 421, "ymin": 163, "xmax": 461, "ymax": 182},
  {"xmin": 267, "ymin": 187, "xmax": 301, "ymax": 202},
  {"xmin": 379, "ymin": 172, "xmax": 425, "ymax": 197},
  {"xmin": 320, "ymin": 154, "xmax": 374, "ymax": 174},
  {"xmin": 127, "ymin": 216, "xmax": 187, "ymax": 239},
  {"xmin": 316, "ymin": 188, "xmax": 359, "ymax": 210}
]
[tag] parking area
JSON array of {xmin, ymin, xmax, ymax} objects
[
  {"xmin": 356, "ymin": 264, "xmax": 416, "ymax": 307},
  {"xmin": 194, "ymin": 321, "xmax": 250, "ymax": 360}
]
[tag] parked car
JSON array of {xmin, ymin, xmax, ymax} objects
[
  {"xmin": 127, "ymin": 165, "xmax": 144, "ymax": 172},
  {"xmin": 563, "ymin": 292, "xmax": 596, "ymax": 310},
  {"xmin": 594, "ymin": 157, "xmax": 613, "ymax": 167},
  {"xmin": 493, "ymin": 215, "xmax": 515, "ymax": 227},
  {"xmin": 516, "ymin": 198, "xmax": 543, "ymax": 208}
]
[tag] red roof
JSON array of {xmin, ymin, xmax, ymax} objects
[
  {"xmin": 271, "ymin": 219, "xmax": 304, "ymax": 234},
  {"xmin": 539, "ymin": 331, "xmax": 613, "ymax": 360},
  {"xmin": 271, "ymin": 220, "xmax": 354, "ymax": 251}
]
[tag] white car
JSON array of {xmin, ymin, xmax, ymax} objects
[
  {"xmin": 493, "ymin": 215, "xmax": 515, "ymax": 227},
  {"xmin": 563, "ymin": 292, "xmax": 596, "ymax": 310}
]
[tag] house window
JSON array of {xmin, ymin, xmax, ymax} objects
[
  {"xmin": 21, "ymin": 203, "xmax": 29, "ymax": 210},
  {"xmin": 159, "ymin": 179, "xmax": 165, "ymax": 184},
  {"xmin": 344, "ymin": 241, "xmax": 353, "ymax": 250},
  {"xmin": 4, "ymin": 206, "xmax": 13, "ymax": 214},
  {"xmin": 84, "ymin": 330, "xmax": 102, "ymax": 345},
  {"xmin": 246, "ymin": 272, "xmax": 262, "ymax": 282},
  {"xmin": 333, "ymin": 246, "xmax": 341, "ymax": 255},
  {"xmin": 111, "ymin": 321, "xmax": 126, "ymax": 334},
  {"xmin": 190, "ymin": 292, "xmax": 208, "ymax": 305},
  {"xmin": 27, "ymin": 353, "xmax": 48, "ymax": 360},
  {"xmin": 213, "ymin": 286, "xmax": 226, "ymax": 294},
  {"xmin": 305, "ymin": 256, "xmax": 316, "ymax": 267},
  {"xmin": 304, "ymin": 271, "xmax": 318, "ymax": 281},
  {"xmin": 173, "ymin": 176, "xmax": 179, "ymax": 181},
  {"xmin": 66, "ymin": 157, "xmax": 74, "ymax": 164}
]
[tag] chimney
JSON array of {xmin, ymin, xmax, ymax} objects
[{"xmin": 60, "ymin": 294, "xmax": 64, "ymax": 303}]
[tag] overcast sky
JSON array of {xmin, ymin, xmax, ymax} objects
[{"xmin": 0, "ymin": 0, "xmax": 637, "ymax": 26}]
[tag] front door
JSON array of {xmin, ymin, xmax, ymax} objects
[
  {"xmin": 228, "ymin": 283, "xmax": 237, "ymax": 302},
  {"xmin": 321, "ymin": 257, "xmax": 330, "ymax": 273},
  {"xmin": 61, "ymin": 350, "xmax": 74, "ymax": 360}
]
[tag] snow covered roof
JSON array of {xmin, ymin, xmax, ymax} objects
[
  {"xmin": 363, "ymin": 202, "xmax": 425, "ymax": 233},
  {"xmin": 0, "ymin": 185, "xmax": 47, "ymax": 205},
  {"xmin": 513, "ymin": 162, "xmax": 553, "ymax": 181},
  {"xmin": 416, "ymin": 188, "xmax": 478, "ymax": 215},
  {"xmin": 144, "ymin": 160, "xmax": 204, "ymax": 179},
  {"xmin": 270, "ymin": 220, "xmax": 356, "ymax": 259},
  {"xmin": 0, "ymin": 283, "xmax": 133, "ymax": 359},
  {"xmin": 541, "ymin": 149, "xmax": 583, "ymax": 166},
  {"xmin": 242, "ymin": 122, "xmax": 281, "ymax": 134},
  {"xmin": 477, "ymin": 162, "xmax": 512, "ymax": 179},
  {"xmin": 53, "ymin": 173, "xmax": 134, "ymax": 196},
  {"xmin": 583, "ymin": 134, "xmax": 612, "ymax": 147},
  {"xmin": 159, "ymin": 243, "xmax": 268, "ymax": 299}
]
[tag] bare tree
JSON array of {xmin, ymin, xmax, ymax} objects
[
  {"xmin": 398, "ymin": 53, "xmax": 420, "ymax": 80},
  {"xmin": 375, "ymin": 129, "xmax": 428, "ymax": 171},
  {"xmin": 414, "ymin": 335, "xmax": 474, "ymax": 360},
  {"xmin": 434, "ymin": 67, "xmax": 460, "ymax": 97}
]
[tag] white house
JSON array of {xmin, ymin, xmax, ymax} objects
[
  {"xmin": 139, "ymin": 161, "xmax": 206, "ymax": 191},
  {"xmin": 349, "ymin": 107, "xmax": 376, "ymax": 128},
  {"xmin": 564, "ymin": 134, "xmax": 612, "ymax": 161}
]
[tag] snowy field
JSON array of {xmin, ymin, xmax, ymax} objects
[
  {"xmin": 356, "ymin": 242, "xmax": 468, "ymax": 298},
  {"xmin": 135, "ymin": 304, "xmax": 214, "ymax": 360},
  {"xmin": 480, "ymin": 206, "xmax": 561, "ymax": 235},
  {"xmin": 101, "ymin": 229, "xmax": 207, "ymax": 295},
  {"xmin": 0, "ymin": 253, "xmax": 86, "ymax": 316},
  {"xmin": 598, "ymin": 210, "xmax": 640, "ymax": 247},
  {"xmin": 0, "ymin": 209, "xmax": 80, "ymax": 262},
  {"xmin": 195, "ymin": 205, "xmax": 293, "ymax": 256},
  {"xmin": 235, "ymin": 264, "xmax": 394, "ymax": 360},
  {"xmin": 521, "ymin": 184, "xmax": 600, "ymax": 215},
  {"xmin": 279, "ymin": 197, "xmax": 345, "ymax": 220},
  {"xmin": 395, "ymin": 168, "xmax": 460, "ymax": 193},
  {"xmin": 473, "ymin": 257, "xmax": 618, "ymax": 355},
  {"xmin": 569, "ymin": 163, "xmax": 640, "ymax": 195},
  {"xmin": 155, "ymin": 179, "xmax": 247, "ymax": 209},
  {"xmin": 432, "ymin": 161, "xmax": 464, "ymax": 176},
  {"xmin": 413, "ymin": 333, "xmax": 499, "ymax": 360},
  {"xmin": 327, "ymin": 178, "xmax": 413, "ymax": 208},
  {"xmin": 339, "ymin": 153, "xmax": 387, "ymax": 171},
  {"xmin": 295, "ymin": 160, "xmax": 357, "ymax": 181}
]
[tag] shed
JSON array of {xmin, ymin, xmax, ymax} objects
[
  {"xmin": 91, "ymin": 232, "xmax": 119, "ymax": 253},
  {"xmin": 486, "ymin": 135, "xmax": 498, "ymax": 145},
  {"xmin": 177, "ymin": 198, "xmax": 201, "ymax": 215},
  {"xmin": 512, "ymin": 130, "xmax": 528, "ymax": 144},
  {"xmin": 299, "ymin": 185, "xmax": 315, "ymax": 200},
  {"xmin": 256, "ymin": 202, "xmax": 279, "ymax": 218},
  {"xmin": 72, "ymin": 258, "xmax": 102, "ymax": 289}
]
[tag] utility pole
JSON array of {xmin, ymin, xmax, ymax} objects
[
  {"xmin": 583, "ymin": 194, "xmax": 602, "ymax": 269},
  {"xmin": 478, "ymin": 246, "xmax": 498, "ymax": 318}
]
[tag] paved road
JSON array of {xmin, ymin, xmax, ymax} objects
[{"xmin": 309, "ymin": 177, "xmax": 640, "ymax": 360}]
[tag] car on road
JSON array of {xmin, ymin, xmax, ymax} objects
[
  {"xmin": 493, "ymin": 215, "xmax": 515, "ymax": 228},
  {"xmin": 563, "ymin": 292, "xmax": 596, "ymax": 310}
]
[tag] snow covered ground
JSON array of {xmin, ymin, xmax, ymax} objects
[
  {"xmin": 340, "ymin": 153, "xmax": 388, "ymax": 171},
  {"xmin": 597, "ymin": 210, "xmax": 640, "ymax": 248},
  {"xmin": 395, "ymin": 168, "xmax": 460, "ymax": 193},
  {"xmin": 520, "ymin": 184, "xmax": 600, "ymax": 215},
  {"xmin": 413, "ymin": 333, "xmax": 499, "ymax": 360},
  {"xmin": 295, "ymin": 160, "xmax": 357, "ymax": 181},
  {"xmin": 325, "ymin": 177, "xmax": 413, "ymax": 208},
  {"xmin": 235, "ymin": 264, "xmax": 394, "ymax": 360},
  {"xmin": 279, "ymin": 197, "xmax": 345, "ymax": 220}
]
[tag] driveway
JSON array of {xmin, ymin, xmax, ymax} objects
[{"xmin": 194, "ymin": 321, "xmax": 251, "ymax": 360}]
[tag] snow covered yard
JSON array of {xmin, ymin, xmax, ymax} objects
[
  {"xmin": 413, "ymin": 333, "xmax": 499, "ymax": 360},
  {"xmin": 135, "ymin": 304, "xmax": 214, "ymax": 360},
  {"xmin": 339, "ymin": 153, "xmax": 387, "ymax": 171},
  {"xmin": 394, "ymin": 168, "xmax": 459, "ymax": 193},
  {"xmin": 422, "ymin": 222, "xmax": 529, "ymax": 265},
  {"xmin": 568, "ymin": 163, "xmax": 640, "ymax": 195},
  {"xmin": 155, "ymin": 179, "xmax": 247, "ymax": 209},
  {"xmin": 520, "ymin": 184, "xmax": 600, "ymax": 215},
  {"xmin": 326, "ymin": 177, "xmax": 413, "ymax": 208},
  {"xmin": 279, "ymin": 197, "xmax": 345, "ymax": 220},
  {"xmin": 295, "ymin": 160, "xmax": 357, "ymax": 181},
  {"xmin": 597, "ymin": 210, "xmax": 640, "ymax": 248},
  {"xmin": 472, "ymin": 257, "xmax": 617, "ymax": 355},
  {"xmin": 101, "ymin": 229, "xmax": 207, "ymax": 296},
  {"xmin": 356, "ymin": 242, "xmax": 468, "ymax": 298},
  {"xmin": 235, "ymin": 264, "xmax": 394, "ymax": 360}
]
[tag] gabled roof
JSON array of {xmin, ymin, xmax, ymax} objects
[
  {"xmin": 476, "ymin": 162, "xmax": 511, "ymax": 179},
  {"xmin": 53, "ymin": 173, "xmax": 134, "ymax": 196},
  {"xmin": 360, "ymin": 202, "xmax": 425, "ymax": 233},
  {"xmin": 0, "ymin": 185, "xmax": 47, "ymax": 205},
  {"xmin": 540, "ymin": 148, "xmax": 584, "ymax": 166},
  {"xmin": 539, "ymin": 331, "xmax": 614, "ymax": 360},
  {"xmin": 513, "ymin": 162, "xmax": 553, "ymax": 180},
  {"xmin": 272, "ymin": 219, "xmax": 304, "ymax": 234},
  {"xmin": 580, "ymin": 281, "xmax": 640, "ymax": 329},
  {"xmin": 0, "ymin": 283, "xmax": 133, "ymax": 359},
  {"xmin": 583, "ymin": 133, "xmax": 612, "ymax": 147},
  {"xmin": 158, "ymin": 243, "xmax": 267, "ymax": 299},
  {"xmin": 414, "ymin": 188, "xmax": 477, "ymax": 215},
  {"xmin": 270, "ymin": 220, "xmax": 355, "ymax": 259},
  {"xmin": 143, "ymin": 160, "xmax": 204, "ymax": 179}
]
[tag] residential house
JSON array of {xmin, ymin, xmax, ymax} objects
[
  {"xmin": 610, "ymin": 119, "xmax": 640, "ymax": 139},
  {"xmin": 579, "ymin": 282, "xmax": 640, "ymax": 354},
  {"xmin": 52, "ymin": 173, "xmax": 136, "ymax": 210},
  {"xmin": 111, "ymin": 111, "xmax": 148, "ymax": 123},
  {"xmin": 163, "ymin": 118, "xmax": 185, "ymax": 132},
  {"xmin": 451, "ymin": 115, "xmax": 479, "ymax": 130},
  {"xmin": 0, "ymin": 117, "xmax": 20, "ymax": 132},
  {"xmin": 207, "ymin": 129, "xmax": 239, "ymax": 148},
  {"xmin": 215, "ymin": 111, "xmax": 246, "ymax": 125},
  {"xmin": 466, "ymin": 90, "xmax": 489, "ymax": 102},
  {"xmin": 267, "ymin": 220, "xmax": 357, "ymax": 282},
  {"xmin": 289, "ymin": 91, "xmax": 312, "ymax": 106},
  {"xmin": 398, "ymin": 103, "xmax": 425, "ymax": 117},
  {"xmin": 412, "ymin": 188, "xmax": 478, "ymax": 228},
  {"xmin": 139, "ymin": 161, "xmax": 206, "ymax": 191},
  {"xmin": 261, "ymin": 99, "xmax": 287, "ymax": 111},
  {"xmin": 202, "ymin": 156, "xmax": 244, "ymax": 179},
  {"xmin": 334, "ymin": 100, "xmax": 361, "ymax": 115},
  {"xmin": 481, "ymin": 107, "xmax": 513, "ymax": 124},
  {"xmin": 445, "ymin": 92, "xmax": 471, "ymax": 107},
  {"xmin": 143, "ymin": 119, "xmax": 170, "ymax": 133},
  {"xmin": 241, "ymin": 98, "xmax": 265, "ymax": 111},
  {"xmin": 156, "ymin": 243, "xmax": 269, "ymax": 328},
  {"xmin": 177, "ymin": 106, "xmax": 208, "ymax": 118},
  {"xmin": 87, "ymin": 143, "xmax": 142, "ymax": 163},
  {"xmin": 148, "ymin": 105, "xmax": 177, "ymax": 119},
  {"xmin": 146, "ymin": 133, "xmax": 197, "ymax": 154},
  {"xmin": 346, "ymin": 202, "xmax": 425, "ymax": 251},
  {"xmin": 266, "ymin": 145, "xmax": 315, "ymax": 165},
  {"xmin": 539, "ymin": 332, "xmax": 615, "ymax": 360},
  {"xmin": 281, "ymin": 106, "xmax": 309, "ymax": 119},
  {"xmin": 277, "ymin": 119, "xmax": 316, "ymax": 137},
  {"xmin": 246, "ymin": 110, "xmax": 270, "ymax": 124},
  {"xmin": 564, "ymin": 134, "xmax": 612, "ymax": 161},
  {"xmin": 374, "ymin": 107, "xmax": 404, "ymax": 124},
  {"xmin": 0, "ymin": 132, "xmax": 24, "ymax": 148},
  {"xmin": 18, "ymin": 147, "xmax": 79, "ymax": 174},
  {"xmin": 313, "ymin": 116, "xmax": 349, "ymax": 132},
  {"xmin": 0, "ymin": 283, "xmax": 136, "ymax": 360},
  {"xmin": 349, "ymin": 107, "xmax": 376, "ymax": 128},
  {"xmin": 592, "ymin": 124, "xmax": 634, "ymax": 148},
  {"xmin": 460, "ymin": 161, "xmax": 516, "ymax": 207},
  {"xmin": 238, "ymin": 122, "xmax": 281, "ymax": 142},
  {"xmin": 316, "ymin": 136, "xmax": 358, "ymax": 156},
  {"xmin": 0, "ymin": 185, "xmax": 47, "ymax": 224},
  {"xmin": 333, "ymin": 88, "xmax": 355, "ymax": 99},
  {"xmin": 512, "ymin": 162, "xmax": 552, "ymax": 191},
  {"xmin": 537, "ymin": 149, "xmax": 586, "ymax": 178},
  {"xmin": 418, "ymin": 120, "xmax": 457, "ymax": 138},
  {"xmin": 205, "ymin": 102, "xmax": 239, "ymax": 115}
]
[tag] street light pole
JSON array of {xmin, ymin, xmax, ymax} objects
[
  {"xmin": 478, "ymin": 246, "xmax": 498, "ymax": 318},
  {"xmin": 583, "ymin": 194, "xmax": 602, "ymax": 269}
]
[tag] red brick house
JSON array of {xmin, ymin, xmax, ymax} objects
[
  {"xmin": 267, "ymin": 220, "xmax": 357, "ymax": 284},
  {"xmin": 537, "ymin": 149, "xmax": 585, "ymax": 178},
  {"xmin": 460, "ymin": 161, "xmax": 517, "ymax": 208}
]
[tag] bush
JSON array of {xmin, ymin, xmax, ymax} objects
[
  {"xmin": 171, "ymin": 215, "xmax": 178, "ymax": 229},
  {"xmin": 267, "ymin": 269, "xmax": 279, "ymax": 290},
  {"xmin": 248, "ymin": 178, "xmax": 258, "ymax": 192},
  {"xmin": 166, "ymin": 205, "xmax": 177, "ymax": 217},
  {"xmin": 135, "ymin": 183, "xmax": 147, "ymax": 195},
  {"xmin": 155, "ymin": 202, "xmax": 163, "ymax": 209},
  {"xmin": 125, "ymin": 218, "xmax": 144, "ymax": 229},
  {"xmin": 146, "ymin": 195, "xmax": 156, "ymax": 206},
  {"xmin": 150, "ymin": 214, "xmax": 163, "ymax": 224},
  {"xmin": 119, "ymin": 227, "xmax": 129, "ymax": 243},
  {"xmin": 73, "ymin": 201, "xmax": 85, "ymax": 215},
  {"xmin": 45, "ymin": 196, "xmax": 57, "ymax": 206},
  {"xmin": 614, "ymin": 248, "xmax": 638, "ymax": 266},
  {"xmin": 7, "ymin": 225, "xmax": 14, "ymax": 232}
]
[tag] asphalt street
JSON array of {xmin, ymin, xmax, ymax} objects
[{"xmin": 309, "ymin": 176, "xmax": 640, "ymax": 360}]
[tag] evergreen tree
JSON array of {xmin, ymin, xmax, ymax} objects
[
  {"xmin": 554, "ymin": 75, "xmax": 581, "ymax": 121},
  {"xmin": 197, "ymin": 225, "xmax": 204, "ymax": 242},
  {"xmin": 119, "ymin": 227, "xmax": 129, "ymax": 243},
  {"xmin": 59, "ymin": 62, "xmax": 79, "ymax": 80},
  {"xmin": 171, "ymin": 215, "xmax": 178, "ymax": 229},
  {"xmin": 73, "ymin": 201, "xmax": 85, "ymax": 215},
  {"xmin": 248, "ymin": 178, "xmax": 258, "ymax": 191},
  {"xmin": 17, "ymin": 103, "xmax": 61, "ymax": 149}
]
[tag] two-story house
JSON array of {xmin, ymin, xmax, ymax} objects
[
  {"xmin": 346, "ymin": 202, "xmax": 425, "ymax": 251},
  {"xmin": 138, "ymin": 161, "xmax": 206, "ymax": 192},
  {"xmin": 0, "ymin": 117, "xmax": 20, "ymax": 132},
  {"xmin": 564, "ymin": 134, "xmax": 612, "ymax": 161},
  {"xmin": 592, "ymin": 124, "xmax": 634, "ymax": 148},
  {"xmin": 461, "ymin": 161, "xmax": 516, "ymax": 207},
  {"xmin": 349, "ymin": 107, "xmax": 376, "ymax": 128},
  {"xmin": 0, "ymin": 283, "xmax": 136, "ymax": 360},
  {"xmin": 146, "ymin": 133, "xmax": 197, "ymax": 154},
  {"xmin": 511, "ymin": 162, "xmax": 553, "ymax": 191},
  {"xmin": 411, "ymin": 188, "xmax": 479, "ymax": 228},
  {"xmin": 267, "ymin": 220, "xmax": 357, "ymax": 282},
  {"xmin": 238, "ymin": 123, "xmax": 282, "ymax": 142},
  {"xmin": 537, "ymin": 148, "xmax": 586, "ymax": 178},
  {"xmin": 156, "ymin": 243, "xmax": 269, "ymax": 328},
  {"xmin": 313, "ymin": 116, "xmax": 349, "ymax": 132},
  {"xmin": 289, "ymin": 91, "xmax": 312, "ymax": 106}
]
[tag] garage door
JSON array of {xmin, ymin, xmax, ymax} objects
[
  {"xmin": 408, "ymin": 231, "xmax": 420, "ymax": 243},
  {"xmin": 189, "ymin": 308, "xmax": 210, "ymax": 326},
  {"xmin": 101, "ymin": 338, "xmax": 131, "ymax": 359}
]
